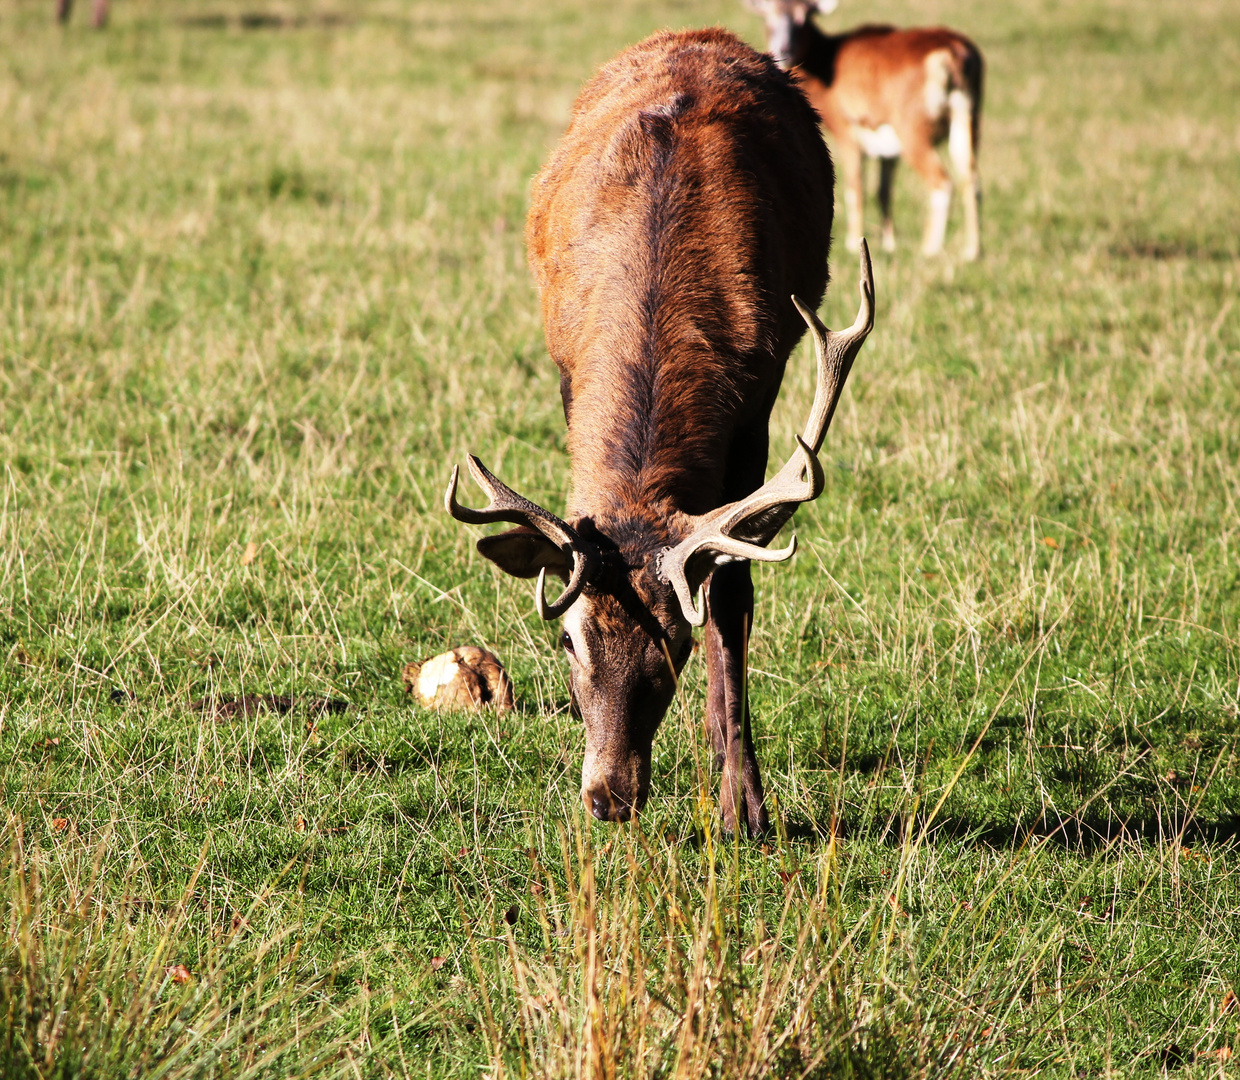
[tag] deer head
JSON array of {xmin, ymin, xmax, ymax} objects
[
  {"xmin": 446, "ymin": 245, "xmax": 874, "ymax": 821},
  {"xmin": 744, "ymin": 0, "xmax": 838, "ymax": 68}
]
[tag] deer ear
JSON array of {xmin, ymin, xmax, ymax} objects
[{"xmin": 476, "ymin": 527, "xmax": 573, "ymax": 583}]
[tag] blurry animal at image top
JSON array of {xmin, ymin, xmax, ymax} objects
[
  {"xmin": 56, "ymin": 0, "xmax": 109, "ymax": 28},
  {"xmin": 444, "ymin": 28, "xmax": 874, "ymax": 836},
  {"xmin": 747, "ymin": 0, "xmax": 984, "ymax": 260}
]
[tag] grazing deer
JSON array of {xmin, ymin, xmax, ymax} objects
[
  {"xmin": 746, "ymin": 0, "xmax": 983, "ymax": 260},
  {"xmin": 445, "ymin": 28, "xmax": 874, "ymax": 835}
]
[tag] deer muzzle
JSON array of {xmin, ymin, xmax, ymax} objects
[{"xmin": 581, "ymin": 742, "xmax": 651, "ymax": 823}]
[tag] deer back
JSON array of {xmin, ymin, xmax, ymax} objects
[{"xmin": 525, "ymin": 28, "xmax": 834, "ymax": 519}]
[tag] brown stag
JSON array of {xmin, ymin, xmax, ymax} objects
[
  {"xmin": 746, "ymin": 0, "xmax": 984, "ymax": 260},
  {"xmin": 445, "ymin": 28, "xmax": 874, "ymax": 835}
]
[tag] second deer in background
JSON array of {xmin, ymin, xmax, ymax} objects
[{"xmin": 747, "ymin": 0, "xmax": 984, "ymax": 260}]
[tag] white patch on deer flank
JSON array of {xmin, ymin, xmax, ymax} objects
[{"xmin": 853, "ymin": 124, "xmax": 902, "ymax": 159}]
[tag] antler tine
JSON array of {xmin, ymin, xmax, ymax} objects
[
  {"xmin": 658, "ymin": 242, "xmax": 875, "ymax": 624},
  {"xmin": 445, "ymin": 454, "xmax": 597, "ymax": 618},
  {"xmin": 535, "ymin": 561, "xmax": 594, "ymax": 620},
  {"xmin": 445, "ymin": 455, "xmax": 570, "ymax": 543},
  {"xmin": 657, "ymin": 436, "xmax": 822, "ymax": 625},
  {"xmin": 664, "ymin": 532, "xmax": 799, "ymax": 627},
  {"xmin": 796, "ymin": 237, "xmax": 874, "ymax": 455}
]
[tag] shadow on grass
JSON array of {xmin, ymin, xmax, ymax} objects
[
  {"xmin": 782, "ymin": 811, "xmax": 1240, "ymax": 853},
  {"xmin": 177, "ymin": 11, "xmax": 357, "ymax": 30},
  {"xmin": 179, "ymin": 12, "xmax": 353, "ymax": 30},
  {"xmin": 1109, "ymin": 238, "xmax": 1240, "ymax": 261}
]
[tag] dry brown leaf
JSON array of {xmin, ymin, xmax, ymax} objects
[
  {"xmin": 294, "ymin": 816, "xmax": 306, "ymax": 833},
  {"xmin": 51, "ymin": 818, "xmax": 69, "ymax": 832},
  {"xmin": 504, "ymin": 904, "xmax": 519, "ymax": 926},
  {"xmin": 166, "ymin": 964, "xmax": 192, "ymax": 984},
  {"xmin": 529, "ymin": 882, "xmax": 544, "ymax": 897},
  {"xmin": 1041, "ymin": 536, "xmax": 1059, "ymax": 549},
  {"xmin": 1221, "ymin": 990, "xmax": 1237, "ymax": 1016},
  {"xmin": 430, "ymin": 956, "xmax": 446, "ymax": 971},
  {"xmin": 241, "ymin": 541, "xmax": 259, "ymax": 566}
]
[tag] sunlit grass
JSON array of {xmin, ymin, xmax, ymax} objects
[{"xmin": 2, "ymin": 0, "xmax": 1239, "ymax": 1075}]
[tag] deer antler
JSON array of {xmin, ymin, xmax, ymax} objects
[
  {"xmin": 658, "ymin": 240, "xmax": 875, "ymax": 625},
  {"xmin": 445, "ymin": 454, "xmax": 598, "ymax": 618}
]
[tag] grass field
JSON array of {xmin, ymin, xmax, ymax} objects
[{"xmin": 2, "ymin": 0, "xmax": 1239, "ymax": 1075}]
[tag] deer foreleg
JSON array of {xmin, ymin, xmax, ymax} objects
[
  {"xmin": 836, "ymin": 139, "xmax": 865, "ymax": 255},
  {"xmin": 877, "ymin": 157, "xmax": 898, "ymax": 252},
  {"xmin": 905, "ymin": 136, "xmax": 952, "ymax": 256},
  {"xmin": 705, "ymin": 562, "xmax": 769, "ymax": 837},
  {"xmin": 947, "ymin": 90, "xmax": 981, "ymax": 260}
]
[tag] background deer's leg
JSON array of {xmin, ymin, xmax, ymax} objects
[
  {"xmin": 91, "ymin": 0, "xmax": 108, "ymax": 28},
  {"xmin": 877, "ymin": 156, "xmax": 898, "ymax": 252},
  {"xmin": 903, "ymin": 131, "xmax": 952, "ymax": 256},
  {"xmin": 705, "ymin": 561, "xmax": 769, "ymax": 837},
  {"xmin": 56, "ymin": 0, "xmax": 72, "ymax": 22},
  {"xmin": 948, "ymin": 90, "xmax": 981, "ymax": 260},
  {"xmin": 836, "ymin": 138, "xmax": 865, "ymax": 254}
]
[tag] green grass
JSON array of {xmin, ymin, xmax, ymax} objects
[{"xmin": 2, "ymin": 0, "xmax": 1239, "ymax": 1075}]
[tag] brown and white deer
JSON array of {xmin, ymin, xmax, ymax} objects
[
  {"xmin": 445, "ymin": 28, "xmax": 874, "ymax": 835},
  {"xmin": 746, "ymin": 0, "xmax": 984, "ymax": 260}
]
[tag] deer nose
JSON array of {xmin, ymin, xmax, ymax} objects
[{"xmin": 587, "ymin": 790, "xmax": 632, "ymax": 822}]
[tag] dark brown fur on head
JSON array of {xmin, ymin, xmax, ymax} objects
[{"xmin": 559, "ymin": 521, "xmax": 692, "ymax": 821}]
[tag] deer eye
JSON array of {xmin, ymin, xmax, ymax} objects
[{"xmin": 560, "ymin": 631, "xmax": 575, "ymax": 654}]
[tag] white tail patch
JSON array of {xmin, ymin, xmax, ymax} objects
[
  {"xmin": 948, "ymin": 89, "xmax": 974, "ymax": 173},
  {"xmin": 923, "ymin": 51, "xmax": 952, "ymax": 119}
]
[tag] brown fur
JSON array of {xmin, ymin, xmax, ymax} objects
[
  {"xmin": 526, "ymin": 28, "xmax": 833, "ymax": 519},
  {"xmin": 478, "ymin": 29, "xmax": 835, "ymax": 831},
  {"xmin": 748, "ymin": 0, "xmax": 984, "ymax": 258}
]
